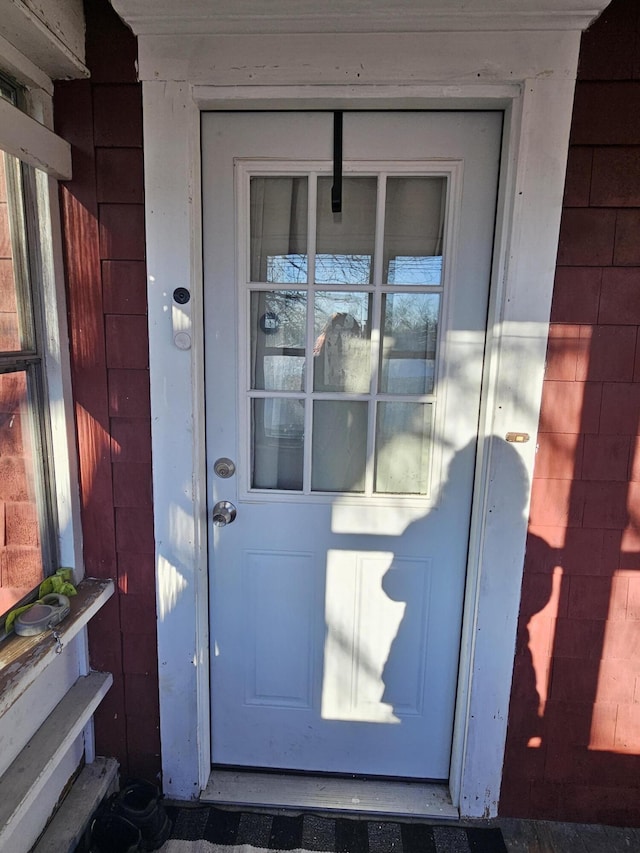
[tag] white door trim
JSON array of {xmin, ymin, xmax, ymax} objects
[{"xmin": 142, "ymin": 24, "xmax": 584, "ymax": 813}]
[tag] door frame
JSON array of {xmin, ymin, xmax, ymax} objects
[{"xmin": 139, "ymin": 23, "xmax": 596, "ymax": 816}]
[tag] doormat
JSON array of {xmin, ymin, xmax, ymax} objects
[{"xmin": 159, "ymin": 806, "xmax": 508, "ymax": 853}]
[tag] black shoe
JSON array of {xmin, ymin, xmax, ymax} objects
[
  {"xmin": 112, "ymin": 779, "xmax": 172, "ymax": 851},
  {"xmin": 91, "ymin": 812, "xmax": 142, "ymax": 853}
]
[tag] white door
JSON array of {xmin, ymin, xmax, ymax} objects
[{"xmin": 203, "ymin": 112, "xmax": 501, "ymax": 780}]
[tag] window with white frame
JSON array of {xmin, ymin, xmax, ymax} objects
[{"xmin": 0, "ymin": 74, "xmax": 61, "ymax": 623}]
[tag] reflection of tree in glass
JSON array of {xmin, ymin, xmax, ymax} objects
[
  {"xmin": 313, "ymin": 293, "xmax": 372, "ymax": 394},
  {"xmin": 262, "ymin": 290, "xmax": 306, "ymax": 350},
  {"xmin": 381, "ymin": 293, "xmax": 439, "ymax": 396},
  {"xmin": 266, "ymin": 254, "xmax": 308, "ymax": 284},
  {"xmin": 313, "ymin": 312, "xmax": 362, "ymax": 355},
  {"xmin": 266, "ymin": 252, "xmax": 373, "ymax": 285},
  {"xmin": 387, "ymin": 255, "xmax": 442, "ymax": 285},
  {"xmin": 252, "ymin": 290, "xmax": 307, "ymax": 392},
  {"xmin": 315, "ymin": 253, "xmax": 372, "ymax": 285},
  {"xmin": 314, "ymin": 292, "xmax": 370, "ymax": 342},
  {"xmin": 384, "ymin": 293, "xmax": 439, "ymax": 356}
]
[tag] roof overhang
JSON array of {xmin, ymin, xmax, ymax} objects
[{"xmin": 110, "ymin": 0, "xmax": 607, "ymax": 37}]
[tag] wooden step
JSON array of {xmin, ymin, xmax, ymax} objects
[
  {"xmin": 32, "ymin": 757, "xmax": 119, "ymax": 853},
  {"xmin": 0, "ymin": 671, "xmax": 112, "ymax": 851}
]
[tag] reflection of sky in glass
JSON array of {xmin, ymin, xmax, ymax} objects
[
  {"xmin": 266, "ymin": 254, "xmax": 308, "ymax": 284},
  {"xmin": 315, "ymin": 254, "xmax": 372, "ymax": 285},
  {"xmin": 266, "ymin": 254, "xmax": 441, "ymax": 286},
  {"xmin": 387, "ymin": 256, "xmax": 442, "ymax": 286}
]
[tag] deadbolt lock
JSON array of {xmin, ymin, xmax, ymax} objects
[{"xmin": 214, "ymin": 457, "xmax": 236, "ymax": 478}]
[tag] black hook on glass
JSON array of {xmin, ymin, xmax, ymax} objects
[{"xmin": 331, "ymin": 111, "xmax": 343, "ymax": 214}]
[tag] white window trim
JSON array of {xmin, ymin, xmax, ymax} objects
[
  {"xmin": 0, "ymin": 65, "xmax": 83, "ymax": 587},
  {"xmin": 0, "ymin": 97, "xmax": 71, "ymax": 180},
  {"xmin": 38, "ymin": 165, "xmax": 84, "ymax": 575},
  {"xmin": 139, "ymin": 19, "xmax": 604, "ymax": 816}
]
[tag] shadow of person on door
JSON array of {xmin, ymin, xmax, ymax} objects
[{"xmin": 379, "ymin": 436, "xmax": 555, "ymax": 768}]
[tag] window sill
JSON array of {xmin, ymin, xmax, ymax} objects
[{"xmin": 0, "ymin": 578, "xmax": 114, "ymax": 717}]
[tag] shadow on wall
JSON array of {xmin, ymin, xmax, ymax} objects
[
  {"xmin": 501, "ymin": 0, "xmax": 640, "ymax": 821},
  {"xmin": 502, "ymin": 134, "xmax": 640, "ymax": 826}
]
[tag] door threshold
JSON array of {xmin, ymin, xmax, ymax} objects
[{"xmin": 201, "ymin": 769, "xmax": 458, "ymax": 820}]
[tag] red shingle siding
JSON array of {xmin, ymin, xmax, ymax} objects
[
  {"xmin": 556, "ymin": 209, "xmax": 617, "ymax": 266},
  {"xmin": 55, "ymin": 0, "xmax": 160, "ymax": 783},
  {"xmin": 106, "ymin": 315, "xmax": 150, "ymax": 370},
  {"xmin": 613, "ymin": 211, "xmax": 640, "ymax": 265},
  {"xmin": 96, "ymin": 149, "xmax": 145, "ymax": 205},
  {"xmin": 571, "ymin": 83, "xmax": 640, "ymax": 144},
  {"xmin": 501, "ymin": 0, "xmax": 640, "ymax": 825},
  {"xmin": 102, "ymin": 261, "xmax": 148, "ymax": 315},
  {"xmin": 108, "ymin": 369, "xmax": 152, "ymax": 418},
  {"xmin": 99, "ymin": 204, "xmax": 146, "ymax": 261},
  {"xmin": 93, "ymin": 86, "xmax": 144, "ymax": 148}
]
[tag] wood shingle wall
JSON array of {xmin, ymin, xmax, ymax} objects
[
  {"xmin": 501, "ymin": 0, "xmax": 640, "ymax": 826},
  {"xmin": 55, "ymin": 0, "xmax": 160, "ymax": 783}
]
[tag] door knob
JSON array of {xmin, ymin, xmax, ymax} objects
[{"xmin": 212, "ymin": 500, "xmax": 237, "ymax": 527}]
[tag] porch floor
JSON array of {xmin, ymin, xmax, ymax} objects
[
  {"xmin": 165, "ymin": 808, "xmax": 640, "ymax": 852},
  {"xmin": 498, "ymin": 818, "xmax": 640, "ymax": 851},
  {"xmin": 201, "ymin": 771, "xmax": 640, "ymax": 851}
]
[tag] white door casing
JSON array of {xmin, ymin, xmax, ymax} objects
[
  {"xmin": 203, "ymin": 111, "xmax": 502, "ymax": 779},
  {"xmin": 136, "ymin": 13, "xmax": 601, "ymax": 812}
]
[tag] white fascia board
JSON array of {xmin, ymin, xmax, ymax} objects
[
  {"xmin": 0, "ymin": 97, "xmax": 71, "ymax": 179},
  {"xmin": 137, "ymin": 29, "xmax": 582, "ymax": 85},
  {"xmin": 113, "ymin": 0, "xmax": 608, "ymax": 36}
]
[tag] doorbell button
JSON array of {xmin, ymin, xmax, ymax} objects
[
  {"xmin": 172, "ymin": 286, "xmax": 192, "ymax": 349},
  {"xmin": 173, "ymin": 287, "xmax": 191, "ymax": 304}
]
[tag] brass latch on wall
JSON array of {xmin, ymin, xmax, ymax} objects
[{"xmin": 505, "ymin": 432, "xmax": 530, "ymax": 443}]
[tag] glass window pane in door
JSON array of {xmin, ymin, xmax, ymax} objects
[
  {"xmin": 316, "ymin": 177, "xmax": 376, "ymax": 284},
  {"xmin": 252, "ymin": 398, "xmax": 304, "ymax": 490},
  {"xmin": 313, "ymin": 291, "xmax": 372, "ymax": 393},
  {"xmin": 250, "ymin": 177, "xmax": 308, "ymax": 283},
  {"xmin": 380, "ymin": 293, "xmax": 439, "ymax": 395},
  {"xmin": 311, "ymin": 400, "xmax": 367, "ymax": 492},
  {"xmin": 384, "ymin": 177, "xmax": 446, "ymax": 285},
  {"xmin": 250, "ymin": 291, "xmax": 307, "ymax": 391},
  {"xmin": 375, "ymin": 402, "xmax": 433, "ymax": 495}
]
